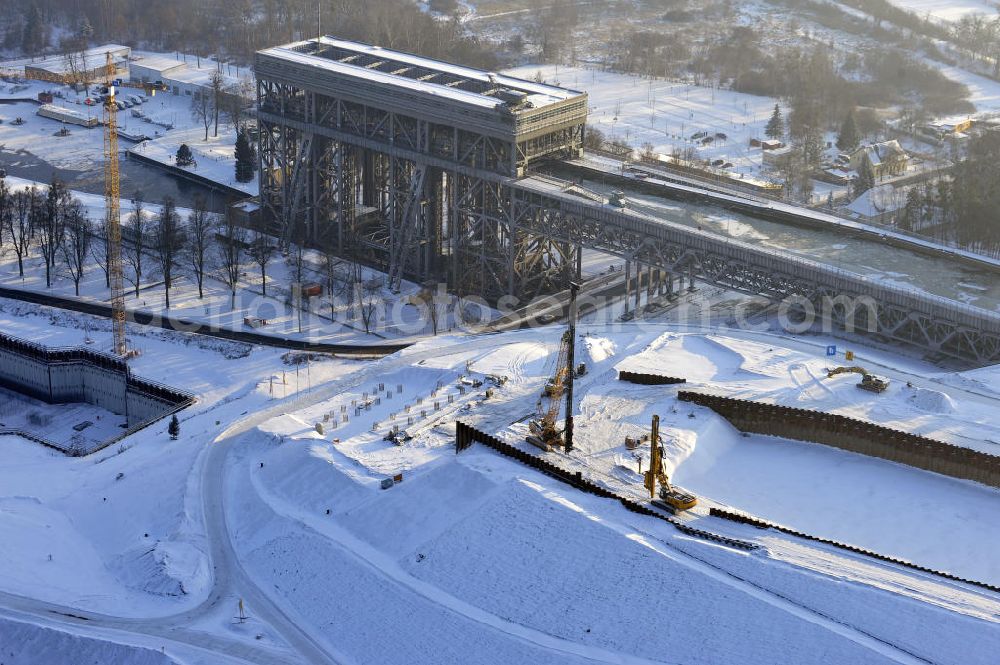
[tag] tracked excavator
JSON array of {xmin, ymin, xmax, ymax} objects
[
  {"xmin": 645, "ymin": 414, "xmax": 698, "ymax": 512},
  {"xmin": 827, "ymin": 366, "xmax": 890, "ymax": 393}
]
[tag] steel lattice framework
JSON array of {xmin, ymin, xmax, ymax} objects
[
  {"xmin": 510, "ymin": 179, "xmax": 1000, "ymax": 364},
  {"xmin": 255, "ymin": 38, "xmax": 587, "ymax": 294},
  {"xmin": 255, "ymin": 38, "xmax": 1000, "ymax": 364}
]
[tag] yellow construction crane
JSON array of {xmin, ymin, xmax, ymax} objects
[
  {"xmin": 102, "ymin": 52, "xmax": 127, "ymax": 356},
  {"xmin": 645, "ymin": 414, "xmax": 698, "ymax": 512}
]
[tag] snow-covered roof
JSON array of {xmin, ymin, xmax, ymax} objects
[
  {"xmin": 20, "ymin": 44, "xmax": 130, "ymax": 74},
  {"xmin": 258, "ymin": 37, "xmax": 582, "ymax": 112},
  {"xmin": 846, "ymin": 183, "xmax": 907, "ymax": 218},
  {"xmin": 129, "ymin": 55, "xmax": 187, "ymax": 76},
  {"xmin": 854, "ymin": 140, "xmax": 906, "ymax": 167}
]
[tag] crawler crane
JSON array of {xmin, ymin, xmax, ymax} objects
[{"xmin": 645, "ymin": 414, "xmax": 698, "ymax": 512}]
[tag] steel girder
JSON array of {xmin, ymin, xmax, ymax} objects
[{"xmin": 509, "ymin": 185, "xmax": 1000, "ymax": 364}]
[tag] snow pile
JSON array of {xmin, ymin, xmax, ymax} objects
[{"xmin": 906, "ymin": 386, "xmax": 957, "ymax": 414}]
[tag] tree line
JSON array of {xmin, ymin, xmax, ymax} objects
[
  {"xmin": 0, "ymin": 177, "xmax": 399, "ymax": 334},
  {"xmin": 896, "ymin": 131, "xmax": 1000, "ymax": 254},
  {"xmin": 0, "ymin": 178, "xmax": 249, "ymax": 307},
  {"xmin": 5, "ymin": 0, "xmax": 499, "ymax": 70}
]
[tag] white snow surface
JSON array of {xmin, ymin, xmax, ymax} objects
[
  {"xmin": 503, "ymin": 64, "xmax": 781, "ymax": 179},
  {"xmin": 0, "ymin": 299, "xmax": 998, "ymax": 664}
]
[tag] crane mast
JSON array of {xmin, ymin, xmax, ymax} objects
[{"xmin": 102, "ymin": 52, "xmax": 127, "ymax": 356}]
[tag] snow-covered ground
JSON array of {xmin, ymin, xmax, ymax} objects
[
  {"xmin": 0, "ymin": 98, "xmax": 107, "ymax": 172},
  {"xmin": 504, "ymin": 64, "xmax": 780, "ymax": 180},
  {"xmin": 0, "ymin": 296, "xmax": 998, "ymax": 663},
  {"xmin": 235, "ymin": 323, "xmax": 1000, "ymax": 664},
  {"xmin": 883, "ymin": 0, "xmax": 998, "ymax": 22},
  {"xmin": 129, "ymin": 126, "xmax": 257, "ymax": 196},
  {"xmin": 0, "ymin": 175, "xmax": 475, "ymax": 345},
  {"xmin": 0, "ymin": 386, "xmax": 127, "ymax": 452}
]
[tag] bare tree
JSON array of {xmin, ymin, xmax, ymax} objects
[
  {"xmin": 216, "ymin": 210, "xmax": 246, "ymax": 308},
  {"xmin": 4, "ymin": 187, "xmax": 34, "ymax": 278},
  {"xmin": 0, "ymin": 180, "xmax": 11, "ymax": 263},
  {"xmin": 37, "ymin": 178, "xmax": 69, "ymax": 289},
  {"xmin": 153, "ymin": 196, "xmax": 184, "ymax": 308},
  {"xmin": 186, "ymin": 196, "xmax": 213, "ymax": 299},
  {"xmin": 123, "ymin": 193, "xmax": 148, "ymax": 298},
  {"xmin": 358, "ymin": 276, "xmax": 383, "ymax": 334},
  {"xmin": 249, "ymin": 229, "xmax": 276, "ymax": 295},
  {"xmin": 90, "ymin": 223, "xmax": 110, "ymax": 288},
  {"xmin": 210, "ymin": 70, "xmax": 225, "ymax": 137},
  {"xmin": 221, "ymin": 80, "xmax": 253, "ymax": 130},
  {"xmin": 414, "ymin": 283, "xmax": 445, "ymax": 335},
  {"xmin": 192, "ymin": 90, "xmax": 212, "ymax": 142},
  {"xmin": 61, "ymin": 202, "xmax": 92, "ymax": 296}
]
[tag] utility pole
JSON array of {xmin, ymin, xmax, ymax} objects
[{"xmin": 564, "ymin": 281, "xmax": 579, "ymax": 453}]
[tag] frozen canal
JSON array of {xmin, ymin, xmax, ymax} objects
[{"xmin": 569, "ymin": 173, "xmax": 1000, "ymax": 313}]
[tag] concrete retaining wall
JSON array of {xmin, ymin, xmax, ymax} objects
[
  {"xmin": 0, "ymin": 333, "xmax": 194, "ymax": 454},
  {"xmin": 677, "ymin": 391, "xmax": 1000, "ymax": 489}
]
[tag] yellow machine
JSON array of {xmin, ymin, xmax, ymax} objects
[
  {"xmin": 645, "ymin": 415, "xmax": 698, "ymax": 512},
  {"xmin": 527, "ymin": 284, "xmax": 580, "ymax": 452},
  {"xmin": 528, "ymin": 329, "xmax": 571, "ymax": 450},
  {"xmin": 827, "ymin": 366, "xmax": 889, "ymax": 393}
]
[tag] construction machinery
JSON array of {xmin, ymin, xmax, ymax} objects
[
  {"xmin": 827, "ymin": 366, "xmax": 889, "ymax": 393},
  {"xmin": 527, "ymin": 282, "xmax": 579, "ymax": 452},
  {"xmin": 608, "ymin": 190, "xmax": 628, "ymax": 208},
  {"xmin": 102, "ymin": 52, "xmax": 128, "ymax": 356},
  {"xmin": 645, "ymin": 414, "xmax": 698, "ymax": 512}
]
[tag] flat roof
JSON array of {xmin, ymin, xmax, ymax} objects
[
  {"xmin": 129, "ymin": 55, "xmax": 187, "ymax": 74},
  {"xmin": 257, "ymin": 37, "xmax": 583, "ymax": 112},
  {"xmin": 21, "ymin": 44, "xmax": 130, "ymax": 74}
]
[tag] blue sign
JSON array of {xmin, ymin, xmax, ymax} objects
[{"xmin": 826, "ymin": 345, "xmax": 837, "ymax": 356}]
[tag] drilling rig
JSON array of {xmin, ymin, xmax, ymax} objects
[
  {"xmin": 527, "ymin": 283, "xmax": 579, "ymax": 452},
  {"xmin": 102, "ymin": 52, "xmax": 127, "ymax": 356},
  {"xmin": 645, "ymin": 414, "xmax": 698, "ymax": 512}
]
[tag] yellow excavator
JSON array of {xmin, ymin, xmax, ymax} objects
[
  {"xmin": 645, "ymin": 414, "xmax": 698, "ymax": 512},
  {"xmin": 827, "ymin": 366, "xmax": 890, "ymax": 393}
]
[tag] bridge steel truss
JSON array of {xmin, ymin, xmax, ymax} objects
[
  {"xmin": 255, "ymin": 39, "xmax": 587, "ymax": 297},
  {"xmin": 509, "ymin": 180, "xmax": 1000, "ymax": 364},
  {"xmin": 254, "ymin": 39, "xmax": 1000, "ymax": 364}
]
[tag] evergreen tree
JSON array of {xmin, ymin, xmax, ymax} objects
[
  {"xmin": 836, "ymin": 109, "xmax": 860, "ymax": 152},
  {"xmin": 853, "ymin": 161, "xmax": 875, "ymax": 198},
  {"xmin": 176, "ymin": 144, "xmax": 194, "ymax": 167},
  {"xmin": 21, "ymin": 3, "xmax": 45, "ymax": 55},
  {"xmin": 764, "ymin": 104, "xmax": 784, "ymax": 140},
  {"xmin": 168, "ymin": 414, "xmax": 180, "ymax": 440},
  {"xmin": 234, "ymin": 129, "xmax": 255, "ymax": 183},
  {"xmin": 898, "ymin": 188, "xmax": 922, "ymax": 231}
]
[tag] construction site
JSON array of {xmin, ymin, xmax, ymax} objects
[{"xmin": 0, "ymin": 33, "xmax": 998, "ymax": 665}]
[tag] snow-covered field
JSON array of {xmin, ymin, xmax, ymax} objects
[
  {"xmin": 0, "ymin": 295, "xmax": 998, "ymax": 663},
  {"xmin": 0, "ymin": 98, "xmax": 107, "ymax": 172},
  {"xmin": 884, "ymin": 0, "xmax": 999, "ymax": 22},
  {"xmin": 504, "ymin": 65, "xmax": 780, "ymax": 179}
]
